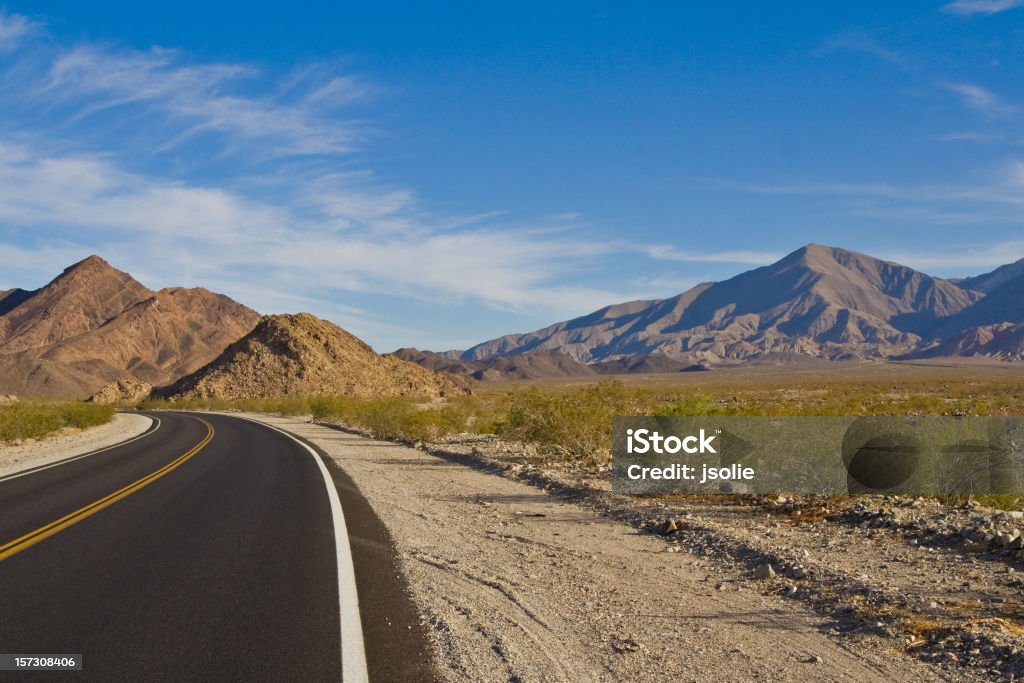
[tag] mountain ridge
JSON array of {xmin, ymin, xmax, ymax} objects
[{"xmin": 452, "ymin": 244, "xmax": 984, "ymax": 366}]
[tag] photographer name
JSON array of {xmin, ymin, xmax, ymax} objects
[{"xmin": 625, "ymin": 462, "xmax": 755, "ymax": 483}]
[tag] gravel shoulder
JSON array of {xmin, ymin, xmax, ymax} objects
[
  {"xmin": 0, "ymin": 412, "xmax": 153, "ymax": 478},
  {"xmin": 239, "ymin": 413, "xmax": 951, "ymax": 682}
]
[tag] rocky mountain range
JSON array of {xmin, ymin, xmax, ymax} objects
[
  {"xmin": 427, "ymin": 244, "xmax": 1024, "ymax": 372},
  {"xmin": 0, "ymin": 256, "xmax": 260, "ymax": 396},
  {"xmin": 3, "ymin": 246, "xmax": 1021, "ymax": 397}
]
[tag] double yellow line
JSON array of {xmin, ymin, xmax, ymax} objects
[{"xmin": 0, "ymin": 418, "xmax": 215, "ymax": 562}]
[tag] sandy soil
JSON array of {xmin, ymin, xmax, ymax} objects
[
  {"xmin": 241, "ymin": 413, "xmax": 952, "ymax": 682},
  {"xmin": 0, "ymin": 412, "xmax": 153, "ymax": 478}
]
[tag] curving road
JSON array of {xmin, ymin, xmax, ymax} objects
[{"xmin": 0, "ymin": 412, "xmax": 427, "ymax": 682}]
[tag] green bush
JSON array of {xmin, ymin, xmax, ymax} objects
[{"xmin": 0, "ymin": 401, "xmax": 115, "ymax": 442}]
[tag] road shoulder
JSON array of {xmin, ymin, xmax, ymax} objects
[{"xmin": 236, "ymin": 413, "xmax": 951, "ymax": 683}]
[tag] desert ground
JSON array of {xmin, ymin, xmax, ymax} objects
[{"xmin": 5, "ymin": 360, "xmax": 1024, "ymax": 681}]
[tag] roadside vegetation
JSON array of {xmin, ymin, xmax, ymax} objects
[
  {"xmin": 137, "ymin": 371, "xmax": 1024, "ymax": 508},
  {"xmin": 0, "ymin": 401, "xmax": 115, "ymax": 443},
  {"xmin": 138, "ymin": 371, "xmax": 1024, "ymax": 462}
]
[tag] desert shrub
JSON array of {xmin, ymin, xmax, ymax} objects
[
  {"xmin": 662, "ymin": 392, "xmax": 723, "ymax": 416},
  {"xmin": 0, "ymin": 401, "xmax": 115, "ymax": 442},
  {"xmin": 499, "ymin": 380, "xmax": 645, "ymax": 465}
]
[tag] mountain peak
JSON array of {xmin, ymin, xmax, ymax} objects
[
  {"xmin": 63, "ymin": 254, "xmax": 112, "ymax": 273},
  {"xmin": 789, "ymin": 243, "xmax": 857, "ymax": 261},
  {"xmin": 0, "ymin": 257, "xmax": 259, "ymax": 395}
]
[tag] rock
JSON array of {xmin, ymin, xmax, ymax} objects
[
  {"xmin": 784, "ymin": 585, "xmax": 798, "ymax": 597},
  {"xmin": 0, "ymin": 394, "xmax": 17, "ymax": 405},
  {"xmin": 656, "ymin": 519, "xmax": 679, "ymax": 536},
  {"xmin": 753, "ymin": 563, "xmax": 776, "ymax": 580},
  {"xmin": 1006, "ymin": 511, "xmax": 1024, "ymax": 520},
  {"xmin": 87, "ymin": 378, "xmax": 153, "ymax": 404},
  {"xmin": 807, "ymin": 655, "xmax": 823, "ymax": 664},
  {"xmin": 610, "ymin": 636, "xmax": 641, "ymax": 654}
]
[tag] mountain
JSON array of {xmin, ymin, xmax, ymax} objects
[
  {"xmin": 391, "ymin": 348, "xmax": 599, "ymax": 381},
  {"xmin": 0, "ymin": 256, "xmax": 260, "ymax": 396},
  {"xmin": 954, "ymin": 258, "xmax": 1024, "ymax": 294},
  {"xmin": 466, "ymin": 351, "xmax": 597, "ymax": 381},
  {"xmin": 391, "ymin": 348, "xmax": 477, "ymax": 375},
  {"xmin": 164, "ymin": 313, "xmax": 469, "ymax": 400},
  {"xmin": 913, "ymin": 323, "xmax": 1024, "ymax": 361},
  {"xmin": 590, "ymin": 355, "xmax": 707, "ymax": 375},
  {"xmin": 934, "ymin": 272, "xmax": 1024, "ymax": 338},
  {"xmin": 455, "ymin": 245, "xmax": 981, "ymax": 365}
]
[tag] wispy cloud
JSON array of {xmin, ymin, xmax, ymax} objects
[
  {"xmin": 720, "ymin": 174, "xmax": 1024, "ymax": 208},
  {"xmin": 941, "ymin": 82, "xmax": 1017, "ymax": 118},
  {"xmin": 640, "ymin": 245, "xmax": 782, "ymax": 266},
  {"xmin": 933, "ymin": 130, "xmax": 1003, "ymax": 142},
  {"xmin": 818, "ymin": 30, "xmax": 905, "ymax": 64},
  {"xmin": 0, "ymin": 11, "xmax": 36, "ymax": 51},
  {"xmin": 942, "ymin": 0, "xmax": 1024, "ymax": 15},
  {"xmin": 880, "ymin": 240, "xmax": 1024, "ymax": 273},
  {"xmin": 0, "ymin": 137, "xmax": 639, "ymax": 333},
  {"xmin": 39, "ymin": 45, "xmax": 367, "ymax": 158}
]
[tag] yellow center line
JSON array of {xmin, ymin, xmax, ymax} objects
[{"xmin": 0, "ymin": 417, "xmax": 215, "ymax": 562}]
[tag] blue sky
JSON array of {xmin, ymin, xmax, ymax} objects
[{"xmin": 0, "ymin": 2, "xmax": 1022, "ymax": 351}]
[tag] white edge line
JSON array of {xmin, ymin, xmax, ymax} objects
[
  {"xmin": 228, "ymin": 415, "xmax": 369, "ymax": 683},
  {"xmin": 0, "ymin": 415, "xmax": 161, "ymax": 483}
]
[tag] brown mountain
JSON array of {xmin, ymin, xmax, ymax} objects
[
  {"xmin": 590, "ymin": 354, "xmax": 707, "ymax": 375},
  {"xmin": 165, "ymin": 313, "xmax": 469, "ymax": 400},
  {"xmin": 0, "ymin": 256, "xmax": 260, "ymax": 396},
  {"xmin": 390, "ymin": 348, "xmax": 477, "ymax": 375},
  {"xmin": 955, "ymin": 258, "xmax": 1024, "ymax": 294},
  {"xmin": 467, "ymin": 352, "xmax": 597, "ymax": 381},
  {"xmin": 935, "ymin": 272, "xmax": 1024, "ymax": 338},
  {"xmin": 914, "ymin": 323, "xmax": 1024, "ymax": 361},
  {"xmin": 390, "ymin": 347, "xmax": 599, "ymax": 381},
  {"xmin": 454, "ymin": 245, "xmax": 980, "ymax": 365}
]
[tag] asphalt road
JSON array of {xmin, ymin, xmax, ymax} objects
[{"xmin": 0, "ymin": 412, "xmax": 432, "ymax": 682}]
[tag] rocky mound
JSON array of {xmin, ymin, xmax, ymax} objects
[
  {"xmin": 87, "ymin": 379, "xmax": 153, "ymax": 404},
  {"xmin": 165, "ymin": 313, "xmax": 470, "ymax": 400}
]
